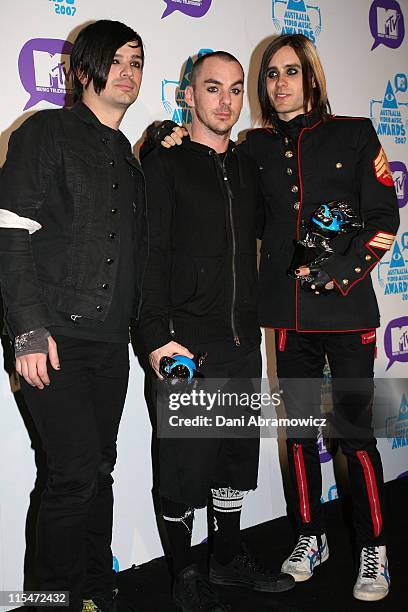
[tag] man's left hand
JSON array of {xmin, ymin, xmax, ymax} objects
[{"xmin": 295, "ymin": 265, "xmax": 334, "ymax": 294}]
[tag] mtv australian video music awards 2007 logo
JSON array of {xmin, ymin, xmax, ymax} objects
[
  {"xmin": 271, "ymin": 0, "xmax": 323, "ymax": 43},
  {"xmin": 377, "ymin": 231, "xmax": 408, "ymax": 302},
  {"xmin": 386, "ymin": 394, "xmax": 408, "ymax": 449},
  {"xmin": 49, "ymin": 0, "xmax": 78, "ymax": 18},
  {"xmin": 162, "ymin": 48, "xmax": 213, "ymax": 124},
  {"xmin": 370, "ymin": 73, "xmax": 408, "ymax": 145},
  {"xmin": 18, "ymin": 38, "xmax": 74, "ymax": 110}
]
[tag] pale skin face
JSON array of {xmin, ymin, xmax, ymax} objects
[
  {"xmin": 80, "ymin": 41, "xmax": 144, "ymax": 130},
  {"xmin": 266, "ymin": 44, "xmax": 311, "ymax": 122},
  {"xmin": 184, "ymin": 56, "xmax": 244, "ymax": 152}
]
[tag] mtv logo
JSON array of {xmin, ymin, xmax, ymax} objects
[
  {"xmin": 391, "ymin": 324, "xmax": 408, "ymax": 355},
  {"xmin": 377, "ymin": 7, "xmax": 400, "ymax": 39},
  {"xmin": 392, "ymin": 170, "xmax": 406, "ymax": 198},
  {"xmin": 33, "ymin": 50, "xmax": 73, "ymax": 90}
]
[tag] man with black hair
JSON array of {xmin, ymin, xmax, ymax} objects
[
  {"xmin": 0, "ymin": 20, "xmax": 146, "ymax": 612},
  {"xmin": 139, "ymin": 50, "xmax": 294, "ymax": 611}
]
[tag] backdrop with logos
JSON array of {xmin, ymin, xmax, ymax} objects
[{"xmin": 0, "ymin": 0, "xmax": 407, "ymax": 597}]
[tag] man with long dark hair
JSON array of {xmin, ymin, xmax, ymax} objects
[
  {"xmin": 160, "ymin": 33, "xmax": 399, "ymax": 602},
  {"xmin": 0, "ymin": 20, "xmax": 147, "ymax": 611},
  {"xmin": 247, "ymin": 34, "xmax": 398, "ymax": 602}
]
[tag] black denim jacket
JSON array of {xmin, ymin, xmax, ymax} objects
[{"xmin": 0, "ymin": 102, "xmax": 147, "ymax": 337}]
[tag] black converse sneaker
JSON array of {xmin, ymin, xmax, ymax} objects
[
  {"xmin": 173, "ymin": 564, "xmax": 230, "ymax": 611},
  {"xmin": 353, "ymin": 545, "xmax": 390, "ymax": 601},
  {"xmin": 209, "ymin": 550, "xmax": 295, "ymax": 593}
]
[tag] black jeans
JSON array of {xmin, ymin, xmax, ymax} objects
[
  {"xmin": 20, "ymin": 336, "xmax": 129, "ymax": 611},
  {"xmin": 276, "ymin": 330, "xmax": 386, "ymax": 548}
]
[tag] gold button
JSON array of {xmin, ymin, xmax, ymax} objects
[
  {"xmin": 285, "ymin": 150, "xmax": 294, "ymax": 158},
  {"xmin": 286, "ymin": 168, "xmax": 293, "ymax": 175},
  {"xmin": 336, "ymin": 162, "xmax": 343, "ymax": 169},
  {"xmin": 291, "ymin": 185, "xmax": 299, "ymax": 193},
  {"xmin": 354, "ymin": 267, "xmax": 362, "ymax": 273},
  {"xmin": 342, "ymin": 279, "xmax": 349, "ymax": 285},
  {"xmin": 365, "ymin": 255, "xmax": 372, "ymax": 261},
  {"xmin": 284, "ymin": 137, "xmax": 289, "ymax": 145},
  {"xmin": 293, "ymin": 202, "xmax": 300, "ymax": 210}
]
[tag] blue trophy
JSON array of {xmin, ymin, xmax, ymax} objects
[{"xmin": 288, "ymin": 201, "xmax": 362, "ymax": 293}]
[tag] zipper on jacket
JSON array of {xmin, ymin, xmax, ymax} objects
[{"xmin": 216, "ymin": 152, "xmax": 240, "ymax": 347}]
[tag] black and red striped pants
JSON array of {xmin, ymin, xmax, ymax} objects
[{"xmin": 276, "ymin": 329, "xmax": 386, "ymax": 548}]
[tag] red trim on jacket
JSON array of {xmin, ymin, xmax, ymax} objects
[{"xmin": 333, "ymin": 242, "xmax": 380, "ymax": 296}]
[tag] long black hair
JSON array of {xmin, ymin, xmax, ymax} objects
[{"xmin": 71, "ymin": 20, "xmax": 144, "ymax": 101}]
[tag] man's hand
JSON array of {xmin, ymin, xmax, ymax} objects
[
  {"xmin": 161, "ymin": 125, "xmax": 188, "ymax": 148},
  {"xmin": 295, "ymin": 265, "xmax": 334, "ymax": 293},
  {"xmin": 149, "ymin": 341, "xmax": 194, "ymax": 378},
  {"xmin": 16, "ymin": 336, "xmax": 60, "ymax": 389}
]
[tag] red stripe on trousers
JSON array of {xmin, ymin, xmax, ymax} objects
[
  {"xmin": 356, "ymin": 450, "xmax": 383, "ymax": 538},
  {"xmin": 293, "ymin": 443, "xmax": 311, "ymax": 524}
]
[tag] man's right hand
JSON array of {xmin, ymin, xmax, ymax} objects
[
  {"xmin": 161, "ymin": 125, "xmax": 188, "ymax": 148},
  {"xmin": 16, "ymin": 336, "xmax": 60, "ymax": 390},
  {"xmin": 149, "ymin": 341, "xmax": 194, "ymax": 378}
]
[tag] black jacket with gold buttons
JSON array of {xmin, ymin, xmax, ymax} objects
[{"xmin": 243, "ymin": 111, "xmax": 400, "ymax": 331}]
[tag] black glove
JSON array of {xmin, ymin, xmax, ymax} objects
[
  {"xmin": 300, "ymin": 265, "xmax": 334, "ymax": 295},
  {"xmin": 140, "ymin": 121, "xmax": 181, "ymax": 161}
]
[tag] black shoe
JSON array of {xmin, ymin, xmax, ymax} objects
[
  {"xmin": 174, "ymin": 564, "xmax": 230, "ymax": 611},
  {"xmin": 209, "ymin": 551, "xmax": 295, "ymax": 593},
  {"xmin": 82, "ymin": 589, "xmax": 118, "ymax": 612}
]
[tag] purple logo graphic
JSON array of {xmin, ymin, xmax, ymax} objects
[
  {"xmin": 390, "ymin": 161, "xmax": 408, "ymax": 208},
  {"xmin": 18, "ymin": 38, "xmax": 74, "ymax": 110},
  {"xmin": 162, "ymin": 0, "xmax": 212, "ymax": 19},
  {"xmin": 384, "ymin": 316, "xmax": 408, "ymax": 370},
  {"xmin": 397, "ymin": 470, "xmax": 408, "ymax": 478},
  {"xmin": 317, "ymin": 431, "xmax": 332, "ymax": 463},
  {"xmin": 369, "ymin": 0, "xmax": 405, "ymax": 50}
]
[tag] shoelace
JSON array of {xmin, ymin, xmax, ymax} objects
[
  {"xmin": 360, "ymin": 547, "xmax": 380, "ymax": 580},
  {"xmin": 288, "ymin": 536, "xmax": 316, "ymax": 562}
]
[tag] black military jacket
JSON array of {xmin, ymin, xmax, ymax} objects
[{"xmin": 244, "ymin": 111, "xmax": 399, "ymax": 331}]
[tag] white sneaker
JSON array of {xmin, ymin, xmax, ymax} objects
[
  {"xmin": 353, "ymin": 545, "xmax": 390, "ymax": 601},
  {"xmin": 281, "ymin": 534, "xmax": 329, "ymax": 582}
]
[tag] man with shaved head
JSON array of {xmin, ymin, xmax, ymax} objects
[{"xmin": 139, "ymin": 51, "xmax": 294, "ymax": 610}]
